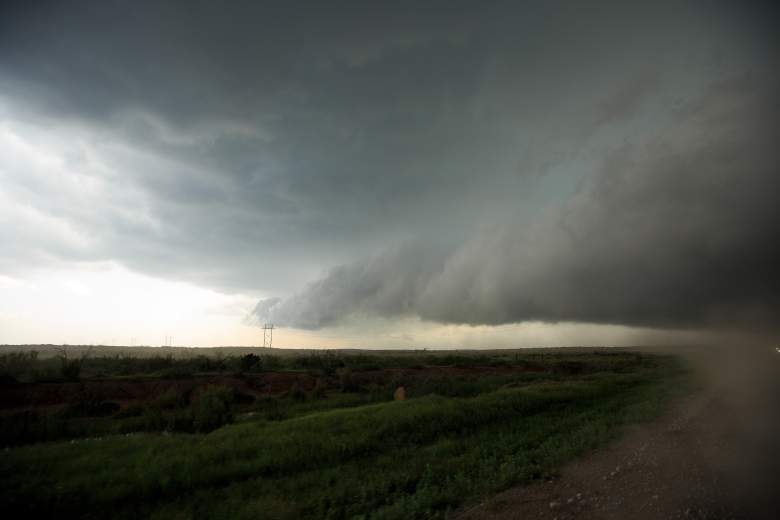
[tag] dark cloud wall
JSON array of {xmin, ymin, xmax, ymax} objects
[
  {"xmin": 422, "ymin": 78, "xmax": 780, "ymax": 330},
  {"xmin": 255, "ymin": 78, "xmax": 780, "ymax": 331},
  {"xmin": 1, "ymin": 1, "xmax": 777, "ymax": 331}
]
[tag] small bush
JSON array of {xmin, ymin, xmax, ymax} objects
[
  {"xmin": 190, "ymin": 385, "xmax": 234, "ymax": 433},
  {"xmin": 367, "ymin": 383, "xmax": 392, "ymax": 402},
  {"xmin": 54, "ymin": 348, "xmax": 93, "ymax": 381},
  {"xmin": 554, "ymin": 361, "xmax": 592, "ymax": 375},
  {"xmin": 310, "ymin": 378, "xmax": 327, "ymax": 400},
  {"xmin": 262, "ymin": 355, "xmax": 281, "ymax": 370},
  {"xmin": 288, "ymin": 382, "xmax": 306, "ymax": 402},
  {"xmin": 63, "ymin": 387, "xmax": 119, "ymax": 418},
  {"xmin": 0, "ymin": 373, "xmax": 18, "ymax": 385},
  {"xmin": 256, "ymin": 395, "xmax": 288, "ymax": 421},
  {"xmin": 339, "ymin": 369, "xmax": 360, "ymax": 393},
  {"xmin": 161, "ymin": 365, "xmax": 196, "ymax": 378},
  {"xmin": 167, "ymin": 412, "xmax": 195, "ymax": 433},
  {"xmin": 153, "ymin": 387, "xmax": 192, "ymax": 410},
  {"xmin": 114, "ymin": 403, "xmax": 145, "ymax": 418},
  {"xmin": 0, "ymin": 351, "xmax": 39, "ymax": 382},
  {"xmin": 233, "ymin": 391, "xmax": 256, "ymax": 405},
  {"xmin": 60, "ymin": 358, "xmax": 82, "ymax": 381},
  {"xmin": 239, "ymin": 353, "xmax": 261, "ymax": 372},
  {"xmin": 141, "ymin": 405, "xmax": 166, "ymax": 431}
]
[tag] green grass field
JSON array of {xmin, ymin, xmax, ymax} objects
[{"xmin": 0, "ymin": 349, "xmax": 687, "ymax": 519}]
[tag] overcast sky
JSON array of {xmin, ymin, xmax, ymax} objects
[{"xmin": 1, "ymin": 1, "xmax": 777, "ymax": 348}]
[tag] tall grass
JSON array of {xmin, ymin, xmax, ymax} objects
[{"xmin": 0, "ymin": 358, "xmax": 686, "ymax": 519}]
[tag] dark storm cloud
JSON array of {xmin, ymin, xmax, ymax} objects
[
  {"xmin": 0, "ymin": 0, "xmax": 538, "ymax": 291},
  {"xmin": 0, "ymin": 1, "xmax": 487, "ymax": 290},
  {"xmin": 1, "ymin": 1, "xmax": 777, "ymax": 330},
  {"xmin": 257, "ymin": 78, "xmax": 780, "ymax": 330},
  {"xmin": 250, "ymin": 242, "xmax": 450, "ymax": 329}
]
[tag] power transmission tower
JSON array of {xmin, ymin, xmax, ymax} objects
[{"xmin": 262, "ymin": 323, "xmax": 274, "ymax": 348}]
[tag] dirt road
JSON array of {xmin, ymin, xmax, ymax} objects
[{"xmin": 457, "ymin": 347, "xmax": 780, "ymax": 520}]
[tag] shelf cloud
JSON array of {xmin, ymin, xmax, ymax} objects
[
  {"xmin": 1, "ymin": 1, "xmax": 777, "ymax": 342},
  {"xmin": 254, "ymin": 79, "xmax": 780, "ymax": 331}
]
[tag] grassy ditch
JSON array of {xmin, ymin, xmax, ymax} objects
[{"xmin": 0, "ymin": 352, "xmax": 687, "ymax": 519}]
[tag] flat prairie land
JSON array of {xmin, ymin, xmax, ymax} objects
[{"xmin": 0, "ymin": 347, "xmax": 687, "ymax": 519}]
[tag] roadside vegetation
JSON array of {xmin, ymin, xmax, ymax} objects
[{"xmin": 0, "ymin": 347, "xmax": 688, "ymax": 518}]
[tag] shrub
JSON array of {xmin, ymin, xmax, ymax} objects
[
  {"xmin": 167, "ymin": 412, "xmax": 195, "ymax": 433},
  {"xmin": 0, "ymin": 373, "xmax": 18, "ymax": 385},
  {"xmin": 114, "ymin": 403, "xmax": 145, "ymax": 418},
  {"xmin": 153, "ymin": 386, "xmax": 193, "ymax": 410},
  {"xmin": 262, "ymin": 355, "xmax": 281, "ymax": 370},
  {"xmin": 288, "ymin": 382, "xmax": 306, "ymax": 402},
  {"xmin": 56, "ymin": 348, "xmax": 91, "ymax": 381},
  {"xmin": 233, "ymin": 391, "xmax": 256, "ymax": 405},
  {"xmin": 142, "ymin": 405, "xmax": 166, "ymax": 431},
  {"xmin": 63, "ymin": 387, "xmax": 119, "ymax": 418},
  {"xmin": 190, "ymin": 385, "xmax": 234, "ymax": 433},
  {"xmin": 367, "ymin": 383, "xmax": 392, "ymax": 402},
  {"xmin": 161, "ymin": 365, "xmax": 196, "ymax": 378},
  {"xmin": 553, "ymin": 361, "xmax": 591, "ymax": 375},
  {"xmin": 339, "ymin": 368, "xmax": 360, "ymax": 393},
  {"xmin": 256, "ymin": 395, "xmax": 288, "ymax": 421},
  {"xmin": 0, "ymin": 351, "xmax": 38, "ymax": 382},
  {"xmin": 239, "ymin": 353, "xmax": 261, "ymax": 372},
  {"xmin": 60, "ymin": 358, "xmax": 82, "ymax": 381},
  {"xmin": 310, "ymin": 378, "xmax": 327, "ymax": 400}
]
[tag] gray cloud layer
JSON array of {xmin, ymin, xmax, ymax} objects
[
  {"xmin": 1, "ymin": 1, "xmax": 777, "ymax": 331},
  {"xmin": 255, "ymin": 78, "xmax": 780, "ymax": 330}
]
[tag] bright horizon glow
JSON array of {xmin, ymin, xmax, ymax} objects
[
  {"xmin": 0, "ymin": 263, "xmax": 261, "ymax": 347},
  {"xmin": 0, "ymin": 263, "xmax": 707, "ymax": 349}
]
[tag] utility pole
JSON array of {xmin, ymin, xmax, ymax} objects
[{"xmin": 262, "ymin": 323, "xmax": 274, "ymax": 348}]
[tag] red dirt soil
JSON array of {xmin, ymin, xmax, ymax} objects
[{"xmin": 0, "ymin": 364, "xmax": 540, "ymax": 412}]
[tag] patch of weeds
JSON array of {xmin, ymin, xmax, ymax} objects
[
  {"xmin": 288, "ymin": 382, "xmax": 307, "ymax": 402},
  {"xmin": 190, "ymin": 385, "xmax": 234, "ymax": 433}
]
